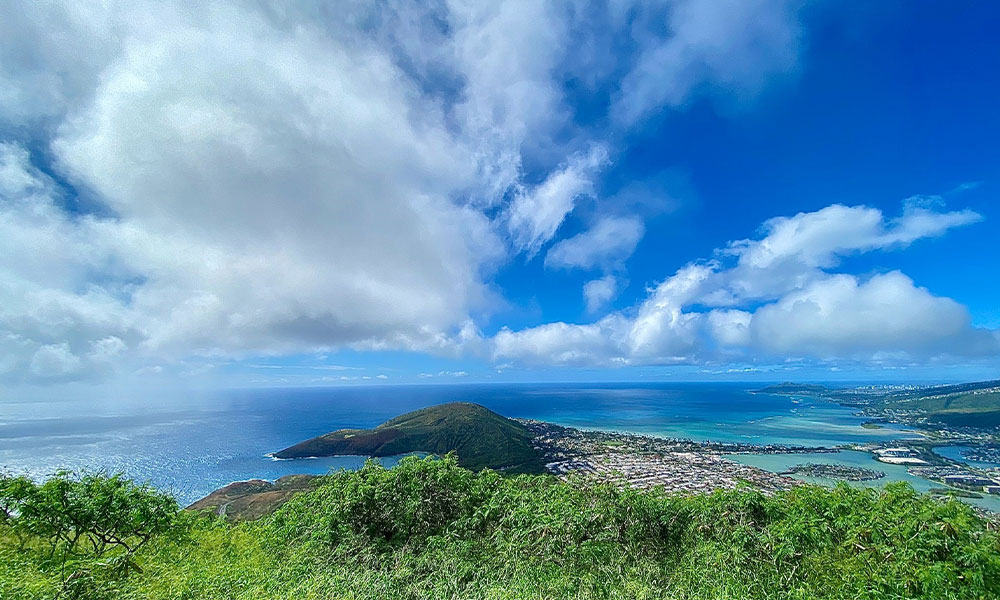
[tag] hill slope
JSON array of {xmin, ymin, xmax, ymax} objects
[
  {"xmin": 272, "ymin": 402, "xmax": 544, "ymax": 472},
  {"xmin": 757, "ymin": 380, "xmax": 1000, "ymax": 428},
  {"xmin": 882, "ymin": 381, "xmax": 1000, "ymax": 427},
  {"xmin": 186, "ymin": 475, "xmax": 318, "ymax": 521}
]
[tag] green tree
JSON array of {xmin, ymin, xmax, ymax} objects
[{"xmin": 3, "ymin": 471, "xmax": 179, "ymax": 574}]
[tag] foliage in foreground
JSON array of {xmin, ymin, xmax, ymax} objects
[{"xmin": 2, "ymin": 455, "xmax": 999, "ymax": 599}]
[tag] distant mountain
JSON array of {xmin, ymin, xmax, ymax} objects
[
  {"xmin": 758, "ymin": 380, "xmax": 1000, "ymax": 429},
  {"xmin": 882, "ymin": 380, "xmax": 1000, "ymax": 404},
  {"xmin": 882, "ymin": 380, "xmax": 1000, "ymax": 427},
  {"xmin": 273, "ymin": 402, "xmax": 545, "ymax": 473}
]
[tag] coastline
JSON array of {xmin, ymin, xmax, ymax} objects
[{"xmin": 253, "ymin": 414, "xmax": 1000, "ymax": 513}]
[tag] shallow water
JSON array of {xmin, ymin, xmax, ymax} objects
[
  {"xmin": 932, "ymin": 445, "xmax": 1000, "ymax": 469},
  {"xmin": 728, "ymin": 450, "xmax": 1000, "ymax": 512}
]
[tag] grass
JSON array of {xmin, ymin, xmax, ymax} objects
[{"xmin": 3, "ymin": 455, "xmax": 999, "ymax": 599}]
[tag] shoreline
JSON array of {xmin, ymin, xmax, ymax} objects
[{"xmin": 192, "ymin": 414, "xmax": 1000, "ymax": 515}]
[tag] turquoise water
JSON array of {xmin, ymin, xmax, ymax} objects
[
  {"xmin": 0, "ymin": 383, "xmax": 938, "ymax": 505},
  {"xmin": 933, "ymin": 445, "xmax": 1000, "ymax": 469},
  {"xmin": 728, "ymin": 450, "xmax": 1000, "ymax": 512},
  {"xmin": 512, "ymin": 386, "xmax": 918, "ymax": 447}
]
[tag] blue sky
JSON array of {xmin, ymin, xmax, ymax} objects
[{"xmin": 0, "ymin": 1, "xmax": 998, "ymax": 393}]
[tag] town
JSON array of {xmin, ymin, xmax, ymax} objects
[
  {"xmin": 521, "ymin": 419, "xmax": 1000, "ymax": 500},
  {"xmin": 519, "ymin": 419, "xmax": 817, "ymax": 494},
  {"xmin": 853, "ymin": 442, "xmax": 1000, "ymax": 496}
]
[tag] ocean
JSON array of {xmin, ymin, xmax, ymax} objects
[{"xmin": 1, "ymin": 382, "xmax": 990, "ymax": 509}]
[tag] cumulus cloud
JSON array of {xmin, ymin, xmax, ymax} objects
[
  {"xmin": 492, "ymin": 202, "xmax": 996, "ymax": 367},
  {"xmin": 0, "ymin": 0, "xmax": 813, "ymax": 384},
  {"xmin": 1, "ymin": 3, "xmax": 511, "ymax": 382},
  {"xmin": 749, "ymin": 272, "xmax": 995, "ymax": 358},
  {"xmin": 0, "ymin": 144, "xmax": 139, "ymax": 383},
  {"xmin": 493, "ymin": 316, "xmax": 629, "ymax": 367},
  {"xmin": 28, "ymin": 343, "xmax": 83, "ymax": 379},
  {"xmin": 700, "ymin": 203, "xmax": 983, "ymax": 307}
]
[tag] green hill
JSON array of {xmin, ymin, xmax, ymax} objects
[
  {"xmin": 758, "ymin": 380, "xmax": 1000, "ymax": 428},
  {"xmin": 884, "ymin": 380, "xmax": 1000, "ymax": 403},
  {"xmin": 883, "ymin": 383, "xmax": 1000, "ymax": 427},
  {"xmin": 272, "ymin": 402, "xmax": 544, "ymax": 473}
]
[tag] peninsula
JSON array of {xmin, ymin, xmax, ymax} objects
[{"xmin": 272, "ymin": 402, "xmax": 545, "ymax": 473}]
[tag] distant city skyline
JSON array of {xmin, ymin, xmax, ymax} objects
[{"xmin": 1, "ymin": 1, "xmax": 998, "ymax": 395}]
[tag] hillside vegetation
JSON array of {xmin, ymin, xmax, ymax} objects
[
  {"xmin": 3, "ymin": 456, "xmax": 1000, "ymax": 600},
  {"xmin": 882, "ymin": 382, "xmax": 1000, "ymax": 427},
  {"xmin": 273, "ymin": 402, "xmax": 544, "ymax": 472},
  {"xmin": 760, "ymin": 380, "xmax": 1000, "ymax": 428}
]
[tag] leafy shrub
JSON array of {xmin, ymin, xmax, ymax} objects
[
  {"xmin": 2, "ymin": 471, "xmax": 179, "ymax": 560},
  {"xmin": 3, "ymin": 458, "xmax": 1000, "ymax": 599},
  {"xmin": 271, "ymin": 454, "xmax": 481, "ymax": 550}
]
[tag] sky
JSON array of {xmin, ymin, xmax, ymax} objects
[{"xmin": 1, "ymin": 1, "xmax": 999, "ymax": 395}]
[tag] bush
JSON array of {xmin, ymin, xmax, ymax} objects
[
  {"xmin": 271, "ymin": 454, "xmax": 481, "ymax": 550},
  {"xmin": 3, "ymin": 458, "xmax": 1000, "ymax": 599}
]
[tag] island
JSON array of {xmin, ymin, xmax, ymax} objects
[
  {"xmin": 191, "ymin": 393, "xmax": 1000, "ymax": 527},
  {"xmin": 16, "ymin": 398, "xmax": 997, "ymax": 598}
]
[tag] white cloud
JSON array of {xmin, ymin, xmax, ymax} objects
[
  {"xmin": 447, "ymin": 1, "xmax": 572, "ymax": 198},
  {"xmin": 1, "ymin": 5, "xmax": 507, "ymax": 382},
  {"xmin": 624, "ymin": 264, "xmax": 711, "ymax": 360},
  {"xmin": 493, "ymin": 316, "xmax": 629, "ymax": 367},
  {"xmin": 0, "ymin": 0, "xmax": 815, "ymax": 384},
  {"xmin": 696, "ymin": 203, "xmax": 982, "ymax": 307},
  {"xmin": 492, "ymin": 202, "xmax": 997, "ymax": 367},
  {"xmin": 545, "ymin": 216, "xmax": 645, "ymax": 271},
  {"xmin": 583, "ymin": 275, "xmax": 619, "ymax": 313},
  {"xmin": 707, "ymin": 309, "xmax": 752, "ymax": 347},
  {"xmin": 748, "ymin": 272, "xmax": 995, "ymax": 358},
  {"xmin": 0, "ymin": 144, "xmax": 140, "ymax": 383},
  {"xmin": 505, "ymin": 145, "xmax": 609, "ymax": 256},
  {"xmin": 728, "ymin": 203, "xmax": 982, "ymax": 271},
  {"xmin": 29, "ymin": 343, "xmax": 83, "ymax": 379},
  {"xmin": 48, "ymin": 4, "xmax": 508, "ymax": 356}
]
